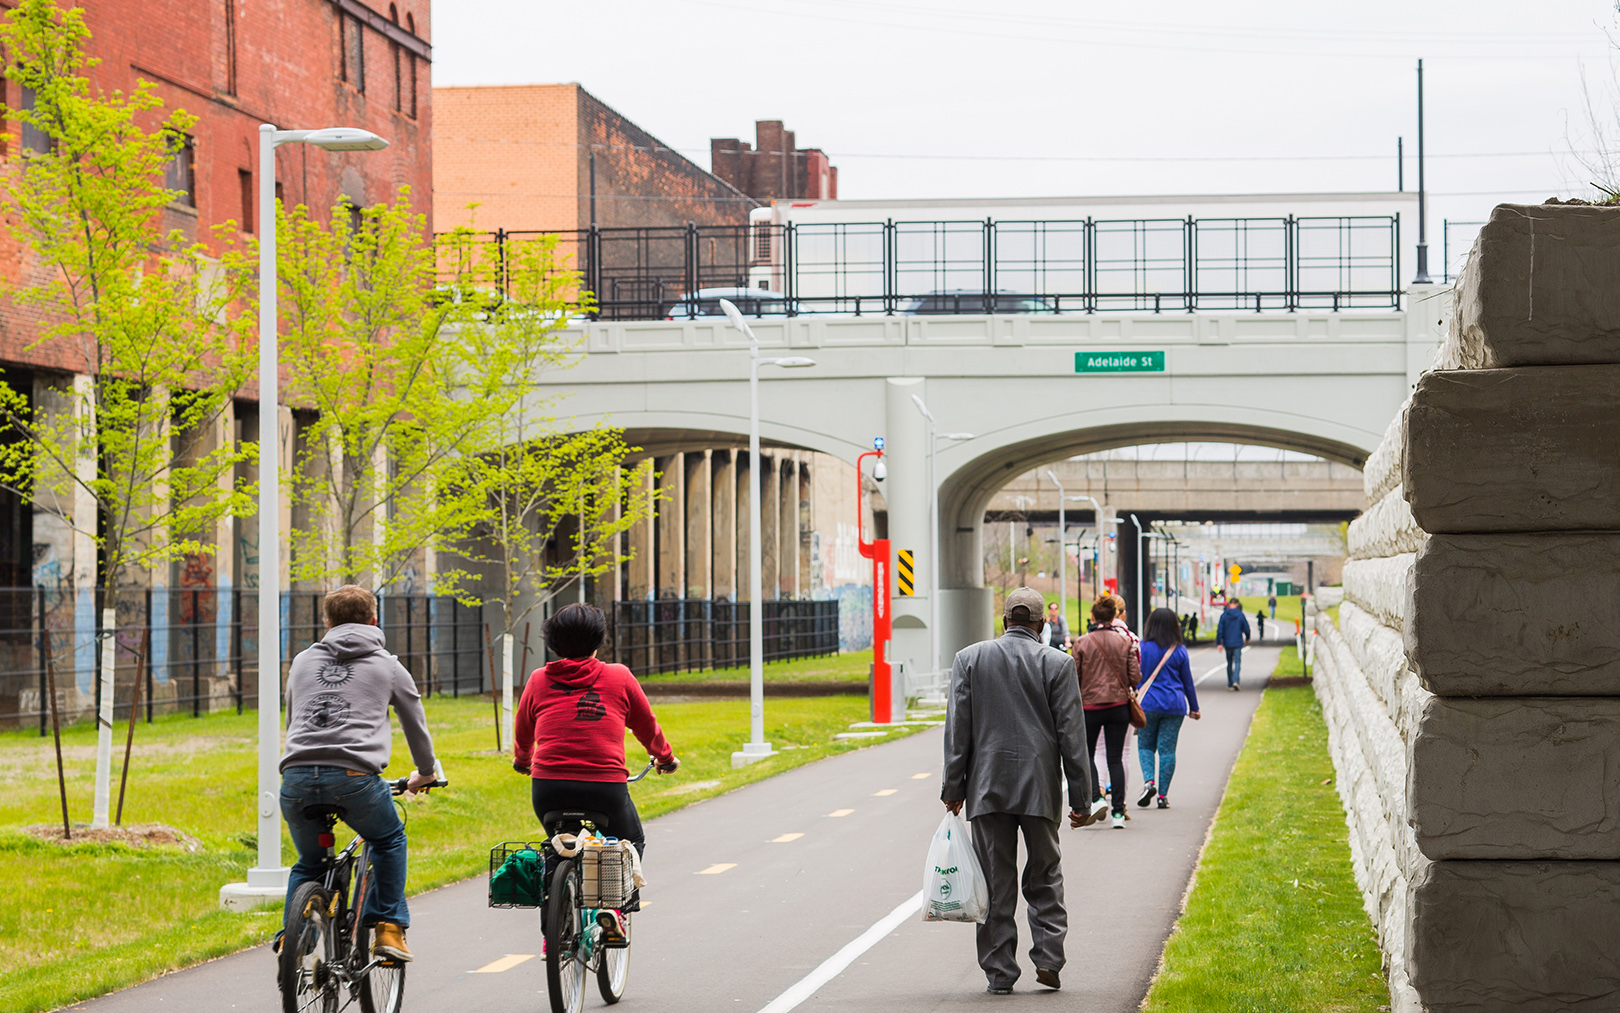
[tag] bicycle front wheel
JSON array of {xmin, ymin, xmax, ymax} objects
[
  {"xmin": 544, "ymin": 859, "xmax": 587, "ymax": 1013},
  {"xmin": 596, "ymin": 913, "xmax": 630, "ymax": 1004},
  {"xmin": 281, "ymin": 882, "xmax": 338, "ymax": 1013}
]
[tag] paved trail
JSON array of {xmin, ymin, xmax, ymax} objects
[{"xmin": 68, "ymin": 645, "xmax": 1276, "ymax": 1013}]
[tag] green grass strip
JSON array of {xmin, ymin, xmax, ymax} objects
[
  {"xmin": 0, "ymin": 691, "xmax": 918, "ymax": 1012},
  {"xmin": 1141, "ymin": 680, "xmax": 1387, "ymax": 1012}
]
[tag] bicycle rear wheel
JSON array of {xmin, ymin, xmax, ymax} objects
[
  {"xmin": 544, "ymin": 859, "xmax": 587, "ymax": 1013},
  {"xmin": 596, "ymin": 914, "xmax": 630, "ymax": 1004},
  {"xmin": 355, "ymin": 853, "xmax": 407, "ymax": 1013},
  {"xmin": 281, "ymin": 882, "xmax": 339, "ymax": 1013}
]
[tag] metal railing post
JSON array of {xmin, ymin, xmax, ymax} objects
[
  {"xmin": 1286, "ymin": 215, "xmax": 1298, "ymax": 312},
  {"xmin": 232, "ymin": 587, "xmax": 243, "ymax": 715},
  {"xmin": 983, "ymin": 217, "xmax": 995, "ymax": 310},
  {"xmin": 883, "ymin": 219, "xmax": 896, "ymax": 315},
  {"xmin": 684, "ymin": 221, "xmax": 698, "ymax": 315},
  {"xmin": 784, "ymin": 222, "xmax": 797, "ymax": 316},
  {"xmin": 36, "ymin": 586, "xmax": 45, "ymax": 736},
  {"xmin": 1184, "ymin": 216, "xmax": 1196, "ymax": 312},
  {"xmin": 1084, "ymin": 217, "xmax": 1096, "ymax": 313}
]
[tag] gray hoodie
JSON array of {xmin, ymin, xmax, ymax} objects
[{"xmin": 280, "ymin": 623, "xmax": 438, "ymax": 777}]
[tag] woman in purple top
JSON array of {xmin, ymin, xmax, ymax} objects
[{"xmin": 1135, "ymin": 608, "xmax": 1201, "ymax": 809}]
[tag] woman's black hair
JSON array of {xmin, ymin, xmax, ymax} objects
[
  {"xmin": 1143, "ymin": 607, "xmax": 1183, "ymax": 650},
  {"xmin": 544, "ymin": 602, "xmax": 608, "ymax": 659}
]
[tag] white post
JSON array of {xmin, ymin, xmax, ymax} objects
[
  {"xmin": 1046, "ymin": 471, "xmax": 1065, "ymax": 643},
  {"xmin": 926, "ymin": 419, "xmax": 938, "ymax": 676},
  {"xmin": 1130, "ymin": 513, "xmax": 1144, "ymax": 633},
  {"xmin": 91, "ymin": 603, "xmax": 115, "ymax": 828},
  {"xmin": 734, "ymin": 332, "xmax": 773, "ymax": 765},
  {"xmin": 502, "ymin": 629, "xmax": 516, "ymax": 748}
]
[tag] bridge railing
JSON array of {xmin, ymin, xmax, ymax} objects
[{"xmin": 442, "ymin": 215, "xmax": 1402, "ymax": 320}]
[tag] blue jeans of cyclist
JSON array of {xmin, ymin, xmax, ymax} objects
[
  {"xmin": 281, "ymin": 766, "xmax": 410, "ymax": 931},
  {"xmin": 1137, "ymin": 712, "xmax": 1186, "ymax": 798}
]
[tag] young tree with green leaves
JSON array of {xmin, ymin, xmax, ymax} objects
[
  {"xmin": 277, "ymin": 190, "xmax": 508, "ymax": 591},
  {"xmin": 0, "ymin": 0, "xmax": 255, "ymax": 828},
  {"xmin": 435, "ymin": 229, "xmax": 654, "ymax": 744}
]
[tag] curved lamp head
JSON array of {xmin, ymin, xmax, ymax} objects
[
  {"xmin": 944, "ymin": 432, "xmax": 975, "ymax": 441},
  {"xmin": 766, "ymin": 356, "xmax": 816, "ymax": 368},
  {"xmin": 304, "ymin": 127, "xmax": 389, "ymax": 151},
  {"xmin": 719, "ymin": 297, "xmax": 750, "ymax": 334}
]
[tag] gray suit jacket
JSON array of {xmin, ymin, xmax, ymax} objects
[{"xmin": 941, "ymin": 625, "xmax": 1092, "ymax": 823}]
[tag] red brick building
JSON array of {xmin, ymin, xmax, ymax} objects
[
  {"xmin": 710, "ymin": 120, "xmax": 837, "ymax": 202},
  {"xmin": 0, "ymin": 0, "xmax": 434, "ymax": 709}
]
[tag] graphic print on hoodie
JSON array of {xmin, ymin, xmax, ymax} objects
[{"xmin": 513, "ymin": 656, "xmax": 674, "ymax": 781}]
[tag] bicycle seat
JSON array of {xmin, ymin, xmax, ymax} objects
[
  {"xmin": 302, "ymin": 804, "xmax": 345, "ymax": 821},
  {"xmin": 542, "ymin": 809, "xmax": 614, "ymax": 837}
]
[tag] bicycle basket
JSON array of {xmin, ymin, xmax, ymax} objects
[{"xmin": 489, "ymin": 842, "xmax": 548, "ymax": 909}]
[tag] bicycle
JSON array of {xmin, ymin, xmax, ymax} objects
[
  {"xmin": 279, "ymin": 772, "xmax": 449, "ymax": 1013},
  {"xmin": 539, "ymin": 758, "xmax": 655, "ymax": 1013}
]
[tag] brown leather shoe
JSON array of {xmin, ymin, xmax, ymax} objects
[{"xmin": 373, "ymin": 922, "xmax": 413, "ymax": 962}]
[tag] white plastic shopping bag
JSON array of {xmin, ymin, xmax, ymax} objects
[{"xmin": 922, "ymin": 811, "xmax": 988, "ymax": 923}]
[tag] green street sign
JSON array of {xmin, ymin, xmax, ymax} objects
[{"xmin": 1074, "ymin": 350, "xmax": 1165, "ymax": 373}]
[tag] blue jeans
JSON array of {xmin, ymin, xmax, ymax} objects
[
  {"xmin": 1138, "ymin": 712, "xmax": 1186, "ymax": 796},
  {"xmin": 281, "ymin": 766, "xmax": 410, "ymax": 930},
  {"xmin": 1225, "ymin": 646, "xmax": 1243, "ymax": 686}
]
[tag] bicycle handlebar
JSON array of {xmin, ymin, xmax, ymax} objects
[
  {"xmin": 388, "ymin": 775, "xmax": 449, "ymax": 796},
  {"xmin": 627, "ymin": 758, "xmax": 655, "ymax": 783}
]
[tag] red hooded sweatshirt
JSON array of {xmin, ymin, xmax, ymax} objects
[{"xmin": 513, "ymin": 657, "xmax": 674, "ymax": 782}]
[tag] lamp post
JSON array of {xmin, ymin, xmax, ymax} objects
[
  {"xmin": 909, "ymin": 394, "xmax": 971, "ymax": 679},
  {"xmin": 221, "ymin": 124, "xmax": 388, "ymax": 911},
  {"xmin": 1044, "ymin": 471, "xmax": 1102, "ymax": 643},
  {"xmin": 720, "ymin": 299, "xmax": 814, "ymax": 766}
]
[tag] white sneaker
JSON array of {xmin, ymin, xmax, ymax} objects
[
  {"xmin": 1087, "ymin": 798, "xmax": 1109, "ymax": 825},
  {"xmin": 1111, "ymin": 813, "xmax": 1126, "ymax": 829}
]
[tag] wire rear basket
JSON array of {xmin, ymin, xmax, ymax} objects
[{"xmin": 488, "ymin": 841, "xmax": 549, "ymax": 909}]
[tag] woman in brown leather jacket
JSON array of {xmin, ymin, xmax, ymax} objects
[{"xmin": 1074, "ymin": 594, "xmax": 1141, "ymax": 828}]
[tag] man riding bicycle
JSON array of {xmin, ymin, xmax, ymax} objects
[
  {"xmin": 279, "ymin": 585, "xmax": 441, "ymax": 964},
  {"xmin": 513, "ymin": 603, "xmax": 678, "ymax": 891}
]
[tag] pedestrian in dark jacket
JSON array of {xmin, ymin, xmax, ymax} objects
[
  {"xmin": 1136, "ymin": 608, "xmax": 1200, "ymax": 809},
  {"xmin": 1255, "ymin": 609, "xmax": 1266, "ymax": 640},
  {"xmin": 1215, "ymin": 599, "xmax": 1250, "ymax": 690}
]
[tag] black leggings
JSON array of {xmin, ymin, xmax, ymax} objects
[
  {"xmin": 531, "ymin": 778, "xmax": 646, "ymax": 857},
  {"xmin": 1086, "ymin": 704, "xmax": 1132, "ymax": 815}
]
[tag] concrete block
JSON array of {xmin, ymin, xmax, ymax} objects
[
  {"xmin": 1364, "ymin": 405, "xmax": 1407, "ymax": 503},
  {"xmin": 1440, "ymin": 203, "xmax": 1620, "ymax": 370},
  {"xmin": 1348, "ymin": 484, "xmax": 1427, "ymax": 560},
  {"xmin": 1410, "ymin": 695, "xmax": 1620, "ymax": 860},
  {"xmin": 1408, "ymin": 533, "xmax": 1620, "ymax": 696},
  {"xmin": 1343, "ymin": 554, "xmax": 1414, "ymax": 630},
  {"xmin": 1410, "ymin": 860, "xmax": 1620, "ymax": 1011},
  {"xmin": 1403, "ymin": 365, "xmax": 1620, "ymax": 533}
]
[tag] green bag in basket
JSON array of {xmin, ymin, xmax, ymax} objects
[{"xmin": 490, "ymin": 847, "xmax": 546, "ymax": 907}]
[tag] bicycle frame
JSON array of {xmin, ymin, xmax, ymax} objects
[{"xmin": 310, "ymin": 818, "xmax": 394, "ymax": 988}]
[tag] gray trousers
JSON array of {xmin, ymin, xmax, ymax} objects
[{"xmin": 970, "ymin": 811, "xmax": 1066, "ymax": 986}]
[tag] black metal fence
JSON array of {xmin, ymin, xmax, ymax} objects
[
  {"xmin": 447, "ymin": 215, "xmax": 1402, "ymax": 320},
  {"xmin": 0, "ymin": 587, "xmax": 485, "ymax": 732},
  {"xmin": 608, "ymin": 598, "xmax": 840, "ymax": 676}
]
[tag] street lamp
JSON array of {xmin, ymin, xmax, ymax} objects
[
  {"xmin": 720, "ymin": 298, "xmax": 815, "ymax": 766},
  {"xmin": 1044, "ymin": 471, "xmax": 1103, "ymax": 644},
  {"xmin": 909, "ymin": 394, "xmax": 971, "ymax": 678},
  {"xmin": 221, "ymin": 124, "xmax": 389, "ymax": 911}
]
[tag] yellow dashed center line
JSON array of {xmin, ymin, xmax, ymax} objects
[
  {"xmin": 873, "ymin": 789, "xmax": 898, "ymax": 796},
  {"xmin": 772, "ymin": 832, "xmax": 805, "ymax": 843},
  {"xmin": 472, "ymin": 954, "xmax": 535, "ymax": 973},
  {"xmin": 911, "ymin": 772, "xmax": 933, "ymax": 780},
  {"xmin": 698, "ymin": 863, "xmax": 738, "ymax": 875},
  {"xmin": 827, "ymin": 809, "xmax": 855, "ymax": 818}
]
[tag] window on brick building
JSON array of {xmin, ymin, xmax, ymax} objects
[
  {"xmin": 20, "ymin": 86, "xmax": 51, "ymax": 155},
  {"xmin": 164, "ymin": 132, "xmax": 196, "ymax": 208},
  {"xmin": 224, "ymin": 0, "xmax": 238, "ymax": 95},
  {"xmin": 341, "ymin": 13, "xmax": 365, "ymax": 93},
  {"xmin": 238, "ymin": 168, "xmax": 253, "ymax": 232},
  {"xmin": 405, "ymin": 14, "xmax": 418, "ymax": 118},
  {"xmin": 389, "ymin": 4, "xmax": 403, "ymax": 113}
]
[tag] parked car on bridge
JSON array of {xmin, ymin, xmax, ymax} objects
[
  {"xmin": 901, "ymin": 290, "xmax": 1058, "ymax": 314},
  {"xmin": 664, "ymin": 287, "xmax": 787, "ymax": 320}
]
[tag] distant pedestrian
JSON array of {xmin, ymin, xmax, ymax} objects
[
  {"xmin": 1041, "ymin": 601, "xmax": 1070, "ymax": 651},
  {"xmin": 1075, "ymin": 594, "xmax": 1140, "ymax": 828},
  {"xmin": 1256, "ymin": 610, "xmax": 1266, "ymax": 640},
  {"xmin": 942, "ymin": 587, "xmax": 1098, "ymax": 995},
  {"xmin": 1215, "ymin": 598, "xmax": 1251, "ymax": 691},
  {"xmin": 1136, "ymin": 608, "xmax": 1201, "ymax": 809},
  {"xmin": 1267, "ymin": 593, "xmax": 1277, "ymax": 620},
  {"xmin": 1184, "ymin": 612, "xmax": 1199, "ymax": 643}
]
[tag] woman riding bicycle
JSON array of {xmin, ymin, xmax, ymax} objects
[{"xmin": 513, "ymin": 603, "xmax": 679, "ymax": 881}]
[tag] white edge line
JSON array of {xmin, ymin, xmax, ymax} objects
[{"xmin": 756, "ymin": 889, "xmax": 925, "ymax": 1013}]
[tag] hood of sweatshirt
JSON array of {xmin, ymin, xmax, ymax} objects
[
  {"xmin": 322, "ymin": 623, "xmax": 389, "ymax": 661},
  {"xmin": 544, "ymin": 657, "xmax": 602, "ymax": 689}
]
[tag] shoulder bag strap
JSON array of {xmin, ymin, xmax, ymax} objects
[{"xmin": 1136, "ymin": 646, "xmax": 1173, "ymax": 699}]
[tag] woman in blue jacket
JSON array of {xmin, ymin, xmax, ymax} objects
[{"xmin": 1136, "ymin": 607, "xmax": 1201, "ymax": 809}]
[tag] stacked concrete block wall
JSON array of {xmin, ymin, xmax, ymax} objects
[
  {"xmin": 1313, "ymin": 403, "xmax": 1428, "ymax": 1013},
  {"xmin": 1319, "ymin": 203, "xmax": 1620, "ymax": 1011}
]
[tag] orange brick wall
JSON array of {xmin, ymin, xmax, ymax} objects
[{"xmin": 432, "ymin": 83, "xmax": 580, "ymax": 235}]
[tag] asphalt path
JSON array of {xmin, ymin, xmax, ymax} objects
[{"xmin": 66, "ymin": 643, "xmax": 1275, "ymax": 1013}]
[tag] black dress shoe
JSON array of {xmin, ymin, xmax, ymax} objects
[{"xmin": 1035, "ymin": 967, "xmax": 1060, "ymax": 989}]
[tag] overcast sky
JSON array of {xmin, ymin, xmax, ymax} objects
[{"xmin": 435, "ymin": 0, "xmax": 1620, "ymax": 272}]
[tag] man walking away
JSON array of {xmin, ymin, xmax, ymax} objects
[
  {"xmin": 1267, "ymin": 593, "xmax": 1277, "ymax": 620},
  {"xmin": 1215, "ymin": 598, "xmax": 1251, "ymax": 691},
  {"xmin": 942, "ymin": 587, "xmax": 1098, "ymax": 995}
]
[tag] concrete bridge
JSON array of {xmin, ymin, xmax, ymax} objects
[{"xmin": 533, "ymin": 284, "xmax": 1449, "ymax": 673}]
